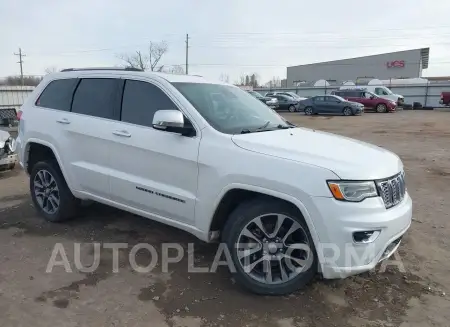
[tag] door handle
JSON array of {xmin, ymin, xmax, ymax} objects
[
  {"xmin": 56, "ymin": 118, "xmax": 71, "ymax": 124},
  {"xmin": 112, "ymin": 130, "xmax": 131, "ymax": 137}
]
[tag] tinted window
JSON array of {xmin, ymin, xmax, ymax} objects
[
  {"xmin": 71, "ymin": 78, "xmax": 120, "ymax": 119},
  {"xmin": 121, "ymin": 80, "xmax": 178, "ymax": 127},
  {"xmin": 314, "ymin": 96, "xmax": 325, "ymax": 101},
  {"xmin": 36, "ymin": 78, "xmax": 79, "ymax": 111},
  {"xmin": 325, "ymin": 96, "xmax": 338, "ymax": 102}
]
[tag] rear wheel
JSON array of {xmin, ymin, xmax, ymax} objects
[
  {"xmin": 304, "ymin": 107, "xmax": 313, "ymax": 115},
  {"xmin": 376, "ymin": 103, "xmax": 387, "ymax": 113},
  {"xmin": 222, "ymin": 198, "xmax": 317, "ymax": 295},
  {"xmin": 343, "ymin": 107, "xmax": 353, "ymax": 116},
  {"xmin": 30, "ymin": 160, "xmax": 79, "ymax": 222}
]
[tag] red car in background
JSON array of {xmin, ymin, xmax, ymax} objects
[
  {"xmin": 440, "ymin": 92, "xmax": 450, "ymax": 106},
  {"xmin": 332, "ymin": 89, "xmax": 397, "ymax": 113}
]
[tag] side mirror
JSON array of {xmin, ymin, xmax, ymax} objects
[
  {"xmin": 370, "ymin": 95, "xmax": 375, "ymax": 99},
  {"xmin": 152, "ymin": 110, "xmax": 194, "ymax": 136}
]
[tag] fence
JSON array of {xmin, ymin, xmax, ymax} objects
[
  {"xmin": 255, "ymin": 82, "xmax": 450, "ymax": 108},
  {"xmin": 0, "ymin": 86, "xmax": 34, "ymax": 126},
  {"xmin": 0, "ymin": 86, "xmax": 35, "ymax": 111}
]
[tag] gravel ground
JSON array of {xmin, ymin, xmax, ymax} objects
[{"xmin": 0, "ymin": 111, "xmax": 449, "ymax": 327}]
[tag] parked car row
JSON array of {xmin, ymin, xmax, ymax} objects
[
  {"xmin": 248, "ymin": 87, "xmax": 402, "ymax": 116},
  {"xmin": 246, "ymin": 91, "xmax": 279, "ymax": 109}
]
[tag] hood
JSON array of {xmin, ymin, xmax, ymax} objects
[{"xmin": 232, "ymin": 128, "xmax": 403, "ymax": 180}]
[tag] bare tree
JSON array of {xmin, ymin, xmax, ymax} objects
[
  {"xmin": 2, "ymin": 75, "xmax": 42, "ymax": 86},
  {"xmin": 266, "ymin": 76, "xmax": 281, "ymax": 88},
  {"xmin": 118, "ymin": 40, "xmax": 168, "ymax": 71},
  {"xmin": 44, "ymin": 66, "xmax": 59, "ymax": 74},
  {"xmin": 235, "ymin": 73, "xmax": 259, "ymax": 87},
  {"xmin": 167, "ymin": 65, "xmax": 185, "ymax": 75},
  {"xmin": 219, "ymin": 73, "xmax": 230, "ymax": 83}
]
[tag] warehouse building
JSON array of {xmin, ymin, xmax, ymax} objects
[{"xmin": 286, "ymin": 48, "xmax": 430, "ymax": 86}]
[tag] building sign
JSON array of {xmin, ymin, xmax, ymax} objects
[{"xmin": 386, "ymin": 60, "xmax": 405, "ymax": 68}]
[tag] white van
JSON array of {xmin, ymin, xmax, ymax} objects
[{"xmin": 339, "ymin": 85, "xmax": 404, "ymax": 105}]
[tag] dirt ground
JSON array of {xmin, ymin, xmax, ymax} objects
[{"xmin": 1, "ymin": 111, "xmax": 449, "ymax": 327}]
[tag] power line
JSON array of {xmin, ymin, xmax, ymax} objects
[
  {"xmin": 13, "ymin": 48, "xmax": 26, "ymax": 85},
  {"xmin": 22, "ymin": 27, "xmax": 450, "ymax": 57}
]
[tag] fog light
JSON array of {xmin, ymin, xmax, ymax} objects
[{"xmin": 353, "ymin": 230, "xmax": 381, "ymax": 244}]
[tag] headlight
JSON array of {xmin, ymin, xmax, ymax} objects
[{"xmin": 327, "ymin": 181, "xmax": 378, "ymax": 202}]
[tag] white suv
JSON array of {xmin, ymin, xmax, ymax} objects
[{"xmin": 16, "ymin": 68, "xmax": 412, "ymax": 295}]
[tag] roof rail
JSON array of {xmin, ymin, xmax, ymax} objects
[{"xmin": 60, "ymin": 67, "xmax": 144, "ymax": 72}]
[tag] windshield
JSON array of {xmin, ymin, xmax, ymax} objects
[
  {"xmin": 173, "ymin": 83, "xmax": 289, "ymax": 134},
  {"xmin": 380, "ymin": 86, "xmax": 393, "ymax": 95}
]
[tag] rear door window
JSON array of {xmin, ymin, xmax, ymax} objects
[
  {"xmin": 71, "ymin": 78, "xmax": 122, "ymax": 119},
  {"xmin": 36, "ymin": 78, "xmax": 79, "ymax": 111}
]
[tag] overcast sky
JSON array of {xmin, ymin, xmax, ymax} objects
[{"xmin": 1, "ymin": 0, "xmax": 450, "ymax": 84}]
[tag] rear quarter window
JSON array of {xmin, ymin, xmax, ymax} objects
[{"xmin": 36, "ymin": 78, "xmax": 79, "ymax": 111}]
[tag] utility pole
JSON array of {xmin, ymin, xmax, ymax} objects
[
  {"xmin": 185, "ymin": 34, "xmax": 189, "ymax": 75},
  {"xmin": 14, "ymin": 48, "xmax": 26, "ymax": 85}
]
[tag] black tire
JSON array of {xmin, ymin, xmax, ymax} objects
[
  {"xmin": 342, "ymin": 107, "xmax": 353, "ymax": 116},
  {"xmin": 304, "ymin": 107, "xmax": 313, "ymax": 115},
  {"xmin": 222, "ymin": 197, "xmax": 318, "ymax": 295},
  {"xmin": 288, "ymin": 105, "xmax": 296, "ymax": 113},
  {"xmin": 376, "ymin": 103, "xmax": 387, "ymax": 113},
  {"xmin": 30, "ymin": 160, "xmax": 79, "ymax": 222}
]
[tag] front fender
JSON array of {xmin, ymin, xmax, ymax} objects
[{"xmin": 204, "ymin": 183, "xmax": 321, "ymax": 250}]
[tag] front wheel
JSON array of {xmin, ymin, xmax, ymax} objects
[
  {"xmin": 304, "ymin": 107, "xmax": 313, "ymax": 115},
  {"xmin": 376, "ymin": 104, "xmax": 387, "ymax": 113},
  {"xmin": 343, "ymin": 107, "xmax": 353, "ymax": 116},
  {"xmin": 288, "ymin": 105, "xmax": 296, "ymax": 112},
  {"xmin": 222, "ymin": 198, "xmax": 317, "ymax": 295}
]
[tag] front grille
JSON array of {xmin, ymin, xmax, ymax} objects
[{"xmin": 376, "ymin": 172, "xmax": 406, "ymax": 209}]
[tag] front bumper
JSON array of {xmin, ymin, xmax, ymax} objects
[
  {"xmin": 0, "ymin": 153, "xmax": 18, "ymax": 169},
  {"xmin": 352, "ymin": 107, "xmax": 364, "ymax": 115},
  {"xmin": 307, "ymin": 193, "xmax": 412, "ymax": 279}
]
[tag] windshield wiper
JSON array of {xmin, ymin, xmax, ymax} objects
[
  {"xmin": 240, "ymin": 122, "xmax": 294, "ymax": 134},
  {"xmin": 256, "ymin": 121, "xmax": 271, "ymax": 130},
  {"xmin": 240, "ymin": 121, "xmax": 270, "ymax": 134}
]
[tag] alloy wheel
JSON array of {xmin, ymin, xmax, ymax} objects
[
  {"xmin": 236, "ymin": 213, "xmax": 313, "ymax": 285},
  {"xmin": 343, "ymin": 108, "xmax": 352, "ymax": 116},
  {"xmin": 305, "ymin": 107, "xmax": 313, "ymax": 115},
  {"xmin": 33, "ymin": 169, "xmax": 60, "ymax": 214},
  {"xmin": 377, "ymin": 104, "xmax": 387, "ymax": 113}
]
